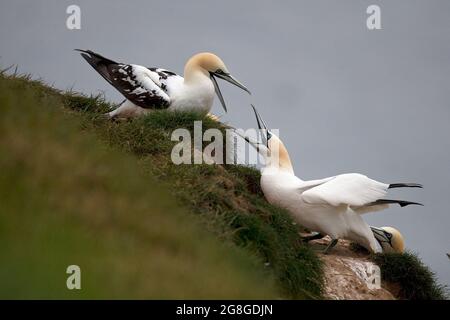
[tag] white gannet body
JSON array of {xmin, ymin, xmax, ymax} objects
[
  {"xmin": 247, "ymin": 105, "xmax": 421, "ymax": 253},
  {"xmin": 76, "ymin": 50, "xmax": 250, "ymax": 119}
]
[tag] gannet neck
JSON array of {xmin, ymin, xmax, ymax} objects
[
  {"xmin": 268, "ymin": 136, "xmax": 295, "ymax": 175},
  {"xmin": 184, "ymin": 63, "xmax": 209, "ymax": 84}
]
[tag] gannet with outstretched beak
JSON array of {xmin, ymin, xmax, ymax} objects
[
  {"xmin": 370, "ymin": 226, "xmax": 405, "ymax": 253},
  {"xmin": 76, "ymin": 50, "xmax": 250, "ymax": 119},
  {"xmin": 245, "ymin": 105, "xmax": 422, "ymax": 253}
]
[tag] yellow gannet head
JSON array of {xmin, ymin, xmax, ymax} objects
[
  {"xmin": 184, "ymin": 52, "xmax": 250, "ymax": 112},
  {"xmin": 186, "ymin": 52, "xmax": 228, "ymax": 74},
  {"xmin": 250, "ymin": 104, "xmax": 294, "ymax": 174},
  {"xmin": 371, "ymin": 226, "xmax": 405, "ymax": 253}
]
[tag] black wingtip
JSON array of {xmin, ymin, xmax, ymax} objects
[
  {"xmin": 74, "ymin": 49, "xmax": 93, "ymax": 61},
  {"xmin": 74, "ymin": 49, "xmax": 89, "ymax": 54},
  {"xmin": 371, "ymin": 199, "xmax": 424, "ymax": 207},
  {"xmin": 77, "ymin": 52, "xmax": 93, "ymax": 65},
  {"xmin": 399, "ymin": 201, "xmax": 424, "ymax": 207},
  {"xmin": 74, "ymin": 49, "xmax": 117, "ymax": 66},
  {"xmin": 389, "ymin": 183, "xmax": 423, "ymax": 189}
]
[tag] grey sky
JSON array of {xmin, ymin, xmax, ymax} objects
[{"xmin": 1, "ymin": 0, "xmax": 449, "ymax": 287}]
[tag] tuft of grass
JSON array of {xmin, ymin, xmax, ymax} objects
[
  {"xmin": 373, "ymin": 252, "xmax": 448, "ymax": 300},
  {"xmin": 226, "ymin": 165, "xmax": 265, "ymax": 196},
  {"xmin": 63, "ymin": 92, "xmax": 111, "ymax": 114},
  {"xmin": 350, "ymin": 242, "xmax": 447, "ymax": 300}
]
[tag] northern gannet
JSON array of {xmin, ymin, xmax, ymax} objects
[
  {"xmin": 76, "ymin": 50, "xmax": 250, "ymax": 119},
  {"xmin": 244, "ymin": 105, "xmax": 422, "ymax": 253},
  {"xmin": 370, "ymin": 226, "xmax": 405, "ymax": 253}
]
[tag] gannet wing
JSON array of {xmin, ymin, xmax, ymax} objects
[
  {"xmin": 301, "ymin": 173, "xmax": 389, "ymax": 207},
  {"xmin": 146, "ymin": 67, "xmax": 184, "ymax": 96},
  {"xmin": 77, "ymin": 49, "xmax": 171, "ymax": 109},
  {"xmin": 296, "ymin": 177, "xmax": 336, "ymax": 193}
]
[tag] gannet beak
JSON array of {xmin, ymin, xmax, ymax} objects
[
  {"xmin": 232, "ymin": 129, "xmax": 261, "ymax": 151},
  {"xmin": 210, "ymin": 74, "xmax": 227, "ymax": 112},
  {"xmin": 232, "ymin": 126, "xmax": 270, "ymax": 157},
  {"xmin": 371, "ymin": 226, "xmax": 393, "ymax": 247},
  {"xmin": 234, "ymin": 104, "xmax": 271, "ymax": 158},
  {"xmin": 251, "ymin": 104, "xmax": 270, "ymax": 148},
  {"xmin": 210, "ymin": 71, "xmax": 250, "ymax": 113},
  {"xmin": 213, "ymin": 72, "xmax": 251, "ymax": 94}
]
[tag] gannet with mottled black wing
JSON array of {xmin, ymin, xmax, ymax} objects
[{"xmin": 76, "ymin": 49, "xmax": 250, "ymax": 119}]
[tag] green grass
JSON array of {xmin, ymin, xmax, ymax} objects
[
  {"xmin": 373, "ymin": 252, "xmax": 448, "ymax": 300},
  {"xmin": 0, "ymin": 73, "xmax": 323, "ymax": 299},
  {"xmin": 349, "ymin": 242, "xmax": 447, "ymax": 300}
]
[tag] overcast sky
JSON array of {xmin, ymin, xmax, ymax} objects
[{"xmin": 1, "ymin": 0, "xmax": 449, "ymax": 287}]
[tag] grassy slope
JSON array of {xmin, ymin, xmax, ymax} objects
[
  {"xmin": 0, "ymin": 74, "xmax": 323, "ymax": 299},
  {"xmin": 0, "ymin": 75, "xmax": 277, "ymax": 299},
  {"xmin": 1, "ymin": 73, "xmax": 445, "ymax": 300}
]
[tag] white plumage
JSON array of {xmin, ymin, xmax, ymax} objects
[{"xmin": 301, "ymin": 174, "xmax": 389, "ymax": 208}]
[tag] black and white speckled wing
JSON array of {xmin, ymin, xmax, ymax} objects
[
  {"xmin": 77, "ymin": 50, "xmax": 177, "ymax": 109},
  {"xmin": 109, "ymin": 64, "xmax": 172, "ymax": 109},
  {"xmin": 146, "ymin": 67, "xmax": 184, "ymax": 97}
]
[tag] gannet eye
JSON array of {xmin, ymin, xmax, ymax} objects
[{"xmin": 215, "ymin": 69, "xmax": 224, "ymax": 74}]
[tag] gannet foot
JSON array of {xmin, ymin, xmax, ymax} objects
[
  {"xmin": 206, "ymin": 113, "xmax": 221, "ymax": 122},
  {"xmin": 323, "ymin": 239, "xmax": 338, "ymax": 254},
  {"xmin": 301, "ymin": 232, "xmax": 325, "ymax": 242}
]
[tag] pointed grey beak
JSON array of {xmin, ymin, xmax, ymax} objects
[
  {"xmin": 232, "ymin": 129, "xmax": 263, "ymax": 153},
  {"xmin": 231, "ymin": 104, "xmax": 271, "ymax": 158},
  {"xmin": 210, "ymin": 75, "xmax": 227, "ymax": 112},
  {"xmin": 213, "ymin": 72, "xmax": 251, "ymax": 94},
  {"xmin": 370, "ymin": 226, "xmax": 392, "ymax": 246},
  {"xmin": 210, "ymin": 71, "xmax": 251, "ymax": 113},
  {"xmin": 251, "ymin": 104, "xmax": 270, "ymax": 148}
]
